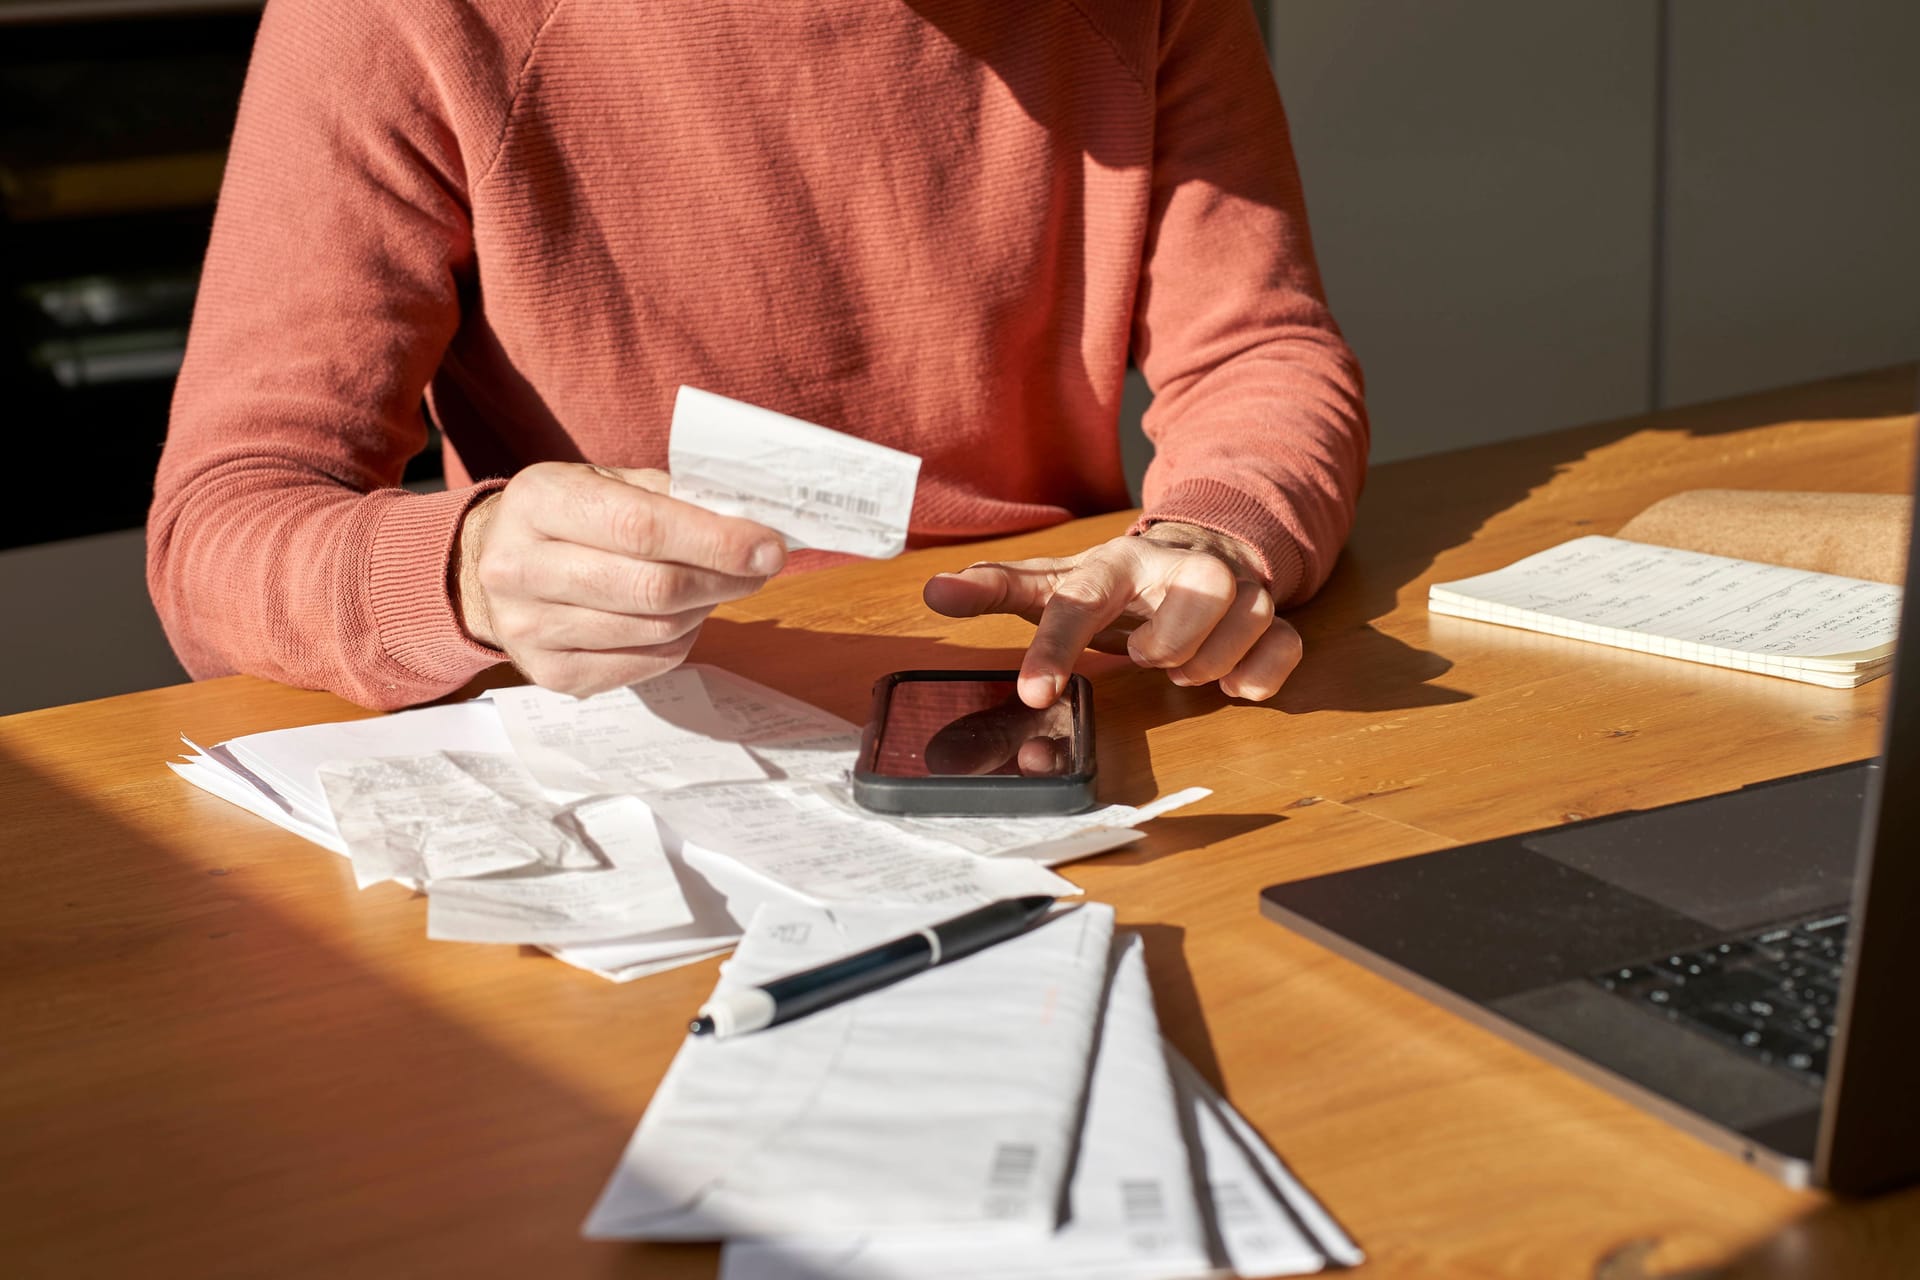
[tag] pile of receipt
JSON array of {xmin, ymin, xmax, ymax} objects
[
  {"xmin": 589, "ymin": 900, "xmax": 1362, "ymax": 1277},
  {"xmin": 171, "ymin": 664, "xmax": 1206, "ymax": 981}
]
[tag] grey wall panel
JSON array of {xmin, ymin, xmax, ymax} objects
[
  {"xmin": 0, "ymin": 529, "xmax": 187, "ymax": 716},
  {"xmin": 1662, "ymin": 1, "xmax": 1920, "ymax": 409},
  {"xmin": 1267, "ymin": 0, "xmax": 1659, "ymax": 461}
]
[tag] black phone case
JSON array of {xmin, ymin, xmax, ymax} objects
[{"xmin": 850, "ymin": 669, "xmax": 1097, "ymax": 816}]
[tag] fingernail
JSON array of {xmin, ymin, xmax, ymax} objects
[
  {"xmin": 1168, "ymin": 671, "xmax": 1194, "ymax": 687},
  {"xmin": 751, "ymin": 543, "xmax": 784, "ymax": 575},
  {"xmin": 1019, "ymin": 673, "xmax": 1056, "ymax": 707}
]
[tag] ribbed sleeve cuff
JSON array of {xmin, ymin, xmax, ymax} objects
[
  {"xmin": 367, "ymin": 481, "xmax": 510, "ymax": 690},
  {"xmin": 1132, "ymin": 478, "xmax": 1309, "ymax": 606}
]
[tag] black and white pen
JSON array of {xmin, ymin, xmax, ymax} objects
[{"xmin": 689, "ymin": 895, "xmax": 1059, "ymax": 1039}]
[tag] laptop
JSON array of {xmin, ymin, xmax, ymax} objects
[{"xmin": 1261, "ymin": 446, "xmax": 1920, "ymax": 1195}]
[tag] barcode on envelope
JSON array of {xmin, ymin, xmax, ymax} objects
[
  {"xmin": 794, "ymin": 486, "xmax": 883, "ymax": 518},
  {"xmin": 987, "ymin": 1142, "xmax": 1037, "ymax": 1189},
  {"xmin": 1210, "ymin": 1179, "xmax": 1257, "ymax": 1222},
  {"xmin": 1121, "ymin": 1178, "xmax": 1166, "ymax": 1224}
]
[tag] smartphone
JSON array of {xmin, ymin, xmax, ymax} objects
[{"xmin": 851, "ymin": 670, "xmax": 1096, "ymax": 816}]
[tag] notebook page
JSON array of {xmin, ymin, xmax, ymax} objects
[
  {"xmin": 1430, "ymin": 536, "xmax": 1899, "ymax": 668},
  {"xmin": 1431, "ymin": 595, "xmax": 1885, "ymax": 687}
]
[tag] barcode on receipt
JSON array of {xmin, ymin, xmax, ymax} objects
[{"xmin": 794, "ymin": 486, "xmax": 883, "ymax": 519}]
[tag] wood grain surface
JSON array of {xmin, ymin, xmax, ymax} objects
[{"xmin": 3, "ymin": 366, "xmax": 1915, "ymax": 1278}]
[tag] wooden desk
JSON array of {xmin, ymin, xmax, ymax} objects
[{"xmin": 4, "ymin": 367, "xmax": 1917, "ymax": 1278}]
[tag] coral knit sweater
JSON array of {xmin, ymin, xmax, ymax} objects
[{"xmin": 149, "ymin": 0, "xmax": 1367, "ymax": 711}]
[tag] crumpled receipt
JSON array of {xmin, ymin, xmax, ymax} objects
[
  {"xmin": 316, "ymin": 750, "xmax": 598, "ymax": 889},
  {"xmin": 668, "ymin": 385, "xmax": 921, "ymax": 558}
]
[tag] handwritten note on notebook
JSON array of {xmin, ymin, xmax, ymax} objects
[{"xmin": 1429, "ymin": 535, "xmax": 1900, "ymax": 687}]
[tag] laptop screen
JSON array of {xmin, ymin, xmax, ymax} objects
[{"xmin": 1818, "ymin": 370, "xmax": 1920, "ymax": 1193}]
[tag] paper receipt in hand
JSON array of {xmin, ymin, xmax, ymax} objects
[{"xmin": 668, "ymin": 386, "xmax": 921, "ymax": 558}]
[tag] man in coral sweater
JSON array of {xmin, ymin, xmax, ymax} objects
[{"xmin": 149, "ymin": 0, "xmax": 1367, "ymax": 713}]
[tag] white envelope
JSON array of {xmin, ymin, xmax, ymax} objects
[
  {"xmin": 718, "ymin": 931, "xmax": 1214, "ymax": 1280},
  {"xmin": 718, "ymin": 946, "xmax": 1366, "ymax": 1280},
  {"xmin": 582, "ymin": 901, "xmax": 1116, "ymax": 1241},
  {"xmin": 1170, "ymin": 1053, "xmax": 1363, "ymax": 1275}
]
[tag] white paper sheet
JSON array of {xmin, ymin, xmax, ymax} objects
[
  {"xmin": 226, "ymin": 699, "xmax": 514, "ymax": 830},
  {"xmin": 694, "ymin": 665, "xmax": 865, "ymax": 783},
  {"xmin": 642, "ymin": 779, "xmax": 1077, "ymax": 907},
  {"xmin": 538, "ymin": 817, "xmax": 832, "ymax": 978},
  {"xmin": 425, "ymin": 865, "xmax": 686, "ymax": 944},
  {"xmin": 719, "ymin": 931, "xmax": 1214, "ymax": 1280},
  {"xmin": 171, "ymin": 743, "xmax": 347, "ymax": 854},
  {"xmin": 424, "ymin": 796, "xmax": 694, "ymax": 945},
  {"xmin": 317, "ymin": 751, "xmax": 597, "ymax": 889},
  {"xmin": 583, "ymin": 902, "xmax": 1115, "ymax": 1241},
  {"xmin": 493, "ymin": 670, "xmax": 768, "ymax": 796},
  {"xmin": 668, "ymin": 385, "xmax": 921, "ymax": 558},
  {"xmin": 546, "ymin": 944, "xmax": 734, "ymax": 984},
  {"xmin": 861, "ymin": 786, "xmax": 1215, "ymax": 866}
]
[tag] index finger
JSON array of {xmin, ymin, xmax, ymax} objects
[
  {"xmin": 523, "ymin": 465, "xmax": 786, "ymax": 577},
  {"xmin": 1020, "ymin": 553, "xmax": 1136, "ymax": 707},
  {"xmin": 922, "ymin": 558, "xmax": 1078, "ymax": 621}
]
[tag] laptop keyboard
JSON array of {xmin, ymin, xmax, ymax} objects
[{"xmin": 1592, "ymin": 913, "xmax": 1848, "ymax": 1082}]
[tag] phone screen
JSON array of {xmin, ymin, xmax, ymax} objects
[{"xmin": 869, "ymin": 677, "xmax": 1082, "ymax": 779}]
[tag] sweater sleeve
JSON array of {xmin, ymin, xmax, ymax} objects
[
  {"xmin": 1129, "ymin": 0, "xmax": 1369, "ymax": 606},
  {"xmin": 147, "ymin": 0, "xmax": 527, "ymax": 709}
]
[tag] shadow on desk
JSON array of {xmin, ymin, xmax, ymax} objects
[
  {"xmin": 691, "ymin": 616, "xmax": 1031, "ymax": 720},
  {"xmin": 1132, "ymin": 922, "xmax": 1226, "ymax": 1096},
  {"xmin": 1603, "ymin": 1180, "xmax": 1920, "ymax": 1280},
  {"xmin": 0, "ymin": 742, "xmax": 696, "ymax": 1276}
]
